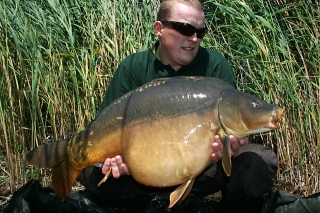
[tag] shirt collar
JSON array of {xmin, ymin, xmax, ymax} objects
[{"xmin": 151, "ymin": 41, "xmax": 161, "ymax": 61}]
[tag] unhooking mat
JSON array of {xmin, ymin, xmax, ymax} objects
[{"xmin": 4, "ymin": 179, "xmax": 320, "ymax": 213}]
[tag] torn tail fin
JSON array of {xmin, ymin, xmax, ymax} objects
[{"xmin": 26, "ymin": 139, "xmax": 82, "ymax": 200}]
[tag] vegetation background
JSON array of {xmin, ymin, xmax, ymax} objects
[{"xmin": 0, "ymin": 0, "xmax": 319, "ymax": 209}]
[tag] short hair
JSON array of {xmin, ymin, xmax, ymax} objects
[{"xmin": 156, "ymin": 0, "xmax": 204, "ymax": 21}]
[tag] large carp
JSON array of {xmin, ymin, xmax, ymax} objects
[{"xmin": 26, "ymin": 76, "xmax": 284, "ymax": 208}]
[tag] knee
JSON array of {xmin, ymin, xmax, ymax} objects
[
  {"xmin": 228, "ymin": 144, "xmax": 278, "ymax": 196},
  {"xmin": 238, "ymin": 144, "xmax": 278, "ymax": 174}
]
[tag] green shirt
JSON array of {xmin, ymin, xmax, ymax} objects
[{"xmin": 99, "ymin": 41, "xmax": 236, "ymax": 111}]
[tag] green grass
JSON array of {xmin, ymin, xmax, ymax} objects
[
  {"xmin": 0, "ymin": 0, "xmax": 319, "ymax": 197},
  {"xmin": 204, "ymin": 0, "xmax": 319, "ymax": 195}
]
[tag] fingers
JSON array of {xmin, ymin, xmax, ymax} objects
[
  {"xmin": 210, "ymin": 142, "xmax": 221, "ymax": 163},
  {"xmin": 239, "ymin": 137, "xmax": 249, "ymax": 146},
  {"xmin": 211, "ymin": 135, "xmax": 249, "ymax": 162},
  {"xmin": 229, "ymin": 135, "xmax": 248, "ymax": 156},
  {"xmin": 102, "ymin": 158, "xmax": 111, "ymax": 175},
  {"xmin": 210, "ymin": 135, "xmax": 222, "ymax": 162},
  {"xmin": 214, "ymin": 135, "xmax": 221, "ymax": 143},
  {"xmin": 101, "ymin": 155, "xmax": 130, "ymax": 178},
  {"xmin": 110, "ymin": 157, "xmax": 122, "ymax": 178},
  {"xmin": 115, "ymin": 155, "xmax": 131, "ymax": 175},
  {"xmin": 120, "ymin": 163, "xmax": 131, "ymax": 175},
  {"xmin": 229, "ymin": 135, "xmax": 240, "ymax": 156}
]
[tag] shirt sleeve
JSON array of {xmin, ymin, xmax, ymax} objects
[
  {"xmin": 99, "ymin": 61, "xmax": 139, "ymax": 112},
  {"xmin": 214, "ymin": 58, "xmax": 236, "ymax": 88},
  {"xmin": 205, "ymin": 50, "xmax": 236, "ymax": 88}
]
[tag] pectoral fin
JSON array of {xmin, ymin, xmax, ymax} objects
[
  {"xmin": 217, "ymin": 130, "xmax": 232, "ymax": 176},
  {"xmin": 222, "ymin": 134, "xmax": 232, "ymax": 176},
  {"xmin": 169, "ymin": 178, "xmax": 195, "ymax": 208}
]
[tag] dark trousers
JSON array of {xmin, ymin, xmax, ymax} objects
[{"xmin": 78, "ymin": 144, "xmax": 277, "ymax": 206}]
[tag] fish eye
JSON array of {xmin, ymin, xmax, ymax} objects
[{"xmin": 252, "ymin": 101, "xmax": 260, "ymax": 108}]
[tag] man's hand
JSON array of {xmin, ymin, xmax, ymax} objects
[
  {"xmin": 102, "ymin": 135, "xmax": 249, "ymax": 178},
  {"xmin": 210, "ymin": 135, "xmax": 249, "ymax": 163},
  {"xmin": 101, "ymin": 155, "xmax": 131, "ymax": 178}
]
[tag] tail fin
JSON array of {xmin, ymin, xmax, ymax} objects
[
  {"xmin": 26, "ymin": 139, "xmax": 70, "ymax": 168},
  {"xmin": 26, "ymin": 139, "xmax": 82, "ymax": 200},
  {"xmin": 51, "ymin": 156, "xmax": 82, "ymax": 200}
]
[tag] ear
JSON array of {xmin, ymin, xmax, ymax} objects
[{"xmin": 154, "ymin": 21, "xmax": 163, "ymax": 37}]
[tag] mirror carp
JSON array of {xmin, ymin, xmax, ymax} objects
[{"xmin": 26, "ymin": 76, "xmax": 284, "ymax": 208}]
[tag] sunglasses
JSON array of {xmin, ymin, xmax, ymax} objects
[{"xmin": 161, "ymin": 21, "xmax": 207, "ymax": 39}]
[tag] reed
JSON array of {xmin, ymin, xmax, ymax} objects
[
  {"xmin": 0, "ymin": 0, "xmax": 319, "ymax": 198},
  {"xmin": 205, "ymin": 0, "xmax": 319, "ymax": 195}
]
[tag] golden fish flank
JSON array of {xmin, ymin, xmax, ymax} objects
[{"xmin": 26, "ymin": 76, "xmax": 284, "ymax": 208}]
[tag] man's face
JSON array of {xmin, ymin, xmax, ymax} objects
[{"xmin": 155, "ymin": 3, "xmax": 205, "ymax": 71}]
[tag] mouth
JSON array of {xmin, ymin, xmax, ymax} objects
[
  {"xmin": 182, "ymin": 47, "xmax": 194, "ymax": 51},
  {"xmin": 265, "ymin": 108, "xmax": 284, "ymax": 129}
]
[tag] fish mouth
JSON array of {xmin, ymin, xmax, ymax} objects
[{"xmin": 264, "ymin": 108, "xmax": 284, "ymax": 129}]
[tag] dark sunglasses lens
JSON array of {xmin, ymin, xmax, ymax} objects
[
  {"xmin": 196, "ymin": 28, "xmax": 206, "ymax": 39},
  {"xmin": 175, "ymin": 22, "xmax": 195, "ymax": 36},
  {"xmin": 175, "ymin": 22, "xmax": 206, "ymax": 39}
]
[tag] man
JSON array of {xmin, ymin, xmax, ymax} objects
[{"xmin": 77, "ymin": 0, "xmax": 278, "ymax": 210}]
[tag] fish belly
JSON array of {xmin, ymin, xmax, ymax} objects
[{"xmin": 122, "ymin": 112, "xmax": 214, "ymax": 187}]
